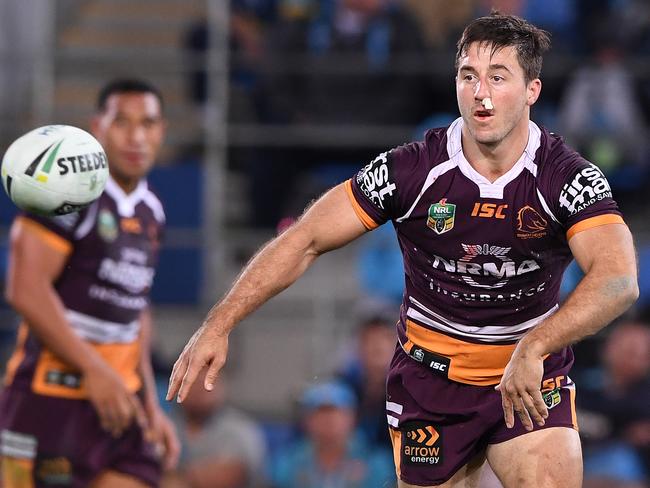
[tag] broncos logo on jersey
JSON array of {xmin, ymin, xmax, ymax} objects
[{"xmin": 516, "ymin": 206, "xmax": 548, "ymax": 238}]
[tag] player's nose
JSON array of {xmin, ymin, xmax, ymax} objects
[
  {"xmin": 473, "ymin": 79, "xmax": 490, "ymax": 101},
  {"xmin": 127, "ymin": 125, "xmax": 147, "ymax": 144}
]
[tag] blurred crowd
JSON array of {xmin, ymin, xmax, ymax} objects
[
  {"xmin": 184, "ymin": 0, "xmax": 650, "ymax": 230},
  {"xmin": 154, "ymin": 312, "xmax": 650, "ymax": 488},
  {"xmin": 159, "ymin": 311, "xmax": 401, "ymax": 488}
]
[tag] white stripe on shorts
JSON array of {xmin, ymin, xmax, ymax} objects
[
  {"xmin": 387, "ymin": 414, "xmax": 399, "ymax": 428},
  {"xmin": 386, "ymin": 401, "xmax": 403, "ymax": 415},
  {"xmin": 0, "ymin": 430, "xmax": 36, "ymax": 459}
]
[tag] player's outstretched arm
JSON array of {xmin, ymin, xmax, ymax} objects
[
  {"xmin": 167, "ymin": 183, "xmax": 368, "ymax": 402},
  {"xmin": 5, "ymin": 218, "xmax": 147, "ymax": 437},
  {"xmin": 497, "ymin": 223, "xmax": 638, "ymax": 431}
]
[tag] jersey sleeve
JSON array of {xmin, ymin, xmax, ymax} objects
[
  {"xmin": 18, "ymin": 210, "xmax": 85, "ymax": 254},
  {"xmin": 346, "ymin": 141, "xmax": 423, "ymax": 229},
  {"xmin": 546, "ymin": 145, "xmax": 623, "ymax": 239}
]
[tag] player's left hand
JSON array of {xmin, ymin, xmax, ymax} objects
[
  {"xmin": 496, "ymin": 344, "xmax": 548, "ymax": 431},
  {"xmin": 145, "ymin": 405, "xmax": 180, "ymax": 470}
]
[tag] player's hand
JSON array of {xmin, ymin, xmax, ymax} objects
[
  {"xmin": 84, "ymin": 361, "xmax": 148, "ymax": 438},
  {"xmin": 166, "ymin": 323, "xmax": 229, "ymax": 403},
  {"xmin": 145, "ymin": 405, "xmax": 181, "ymax": 470},
  {"xmin": 495, "ymin": 343, "xmax": 548, "ymax": 431}
]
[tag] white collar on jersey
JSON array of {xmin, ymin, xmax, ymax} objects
[
  {"xmin": 104, "ymin": 176, "xmax": 149, "ymax": 217},
  {"xmin": 446, "ymin": 117, "xmax": 542, "ymax": 199}
]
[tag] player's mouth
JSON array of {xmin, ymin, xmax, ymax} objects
[
  {"xmin": 122, "ymin": 150, "xmax": 147, "ymax": 164},
  {"xmin": 473, "ymin": 109, "xmax": 493, "ymax": 121}
]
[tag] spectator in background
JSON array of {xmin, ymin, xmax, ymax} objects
[
  {"xmin": 558, "ymin": 44, "xmax": 648, "ymax": 180},
  {"xmin": 617, "ymin": 0, "xmax": 650, "ymax": 55},
  {"xmin": 163, "ymin": 370, "xmax": 266, "ymax": 488},
  {"xmin": 337, "ymin": 313, "xmax": 396, "ymax": 450},
  {"xmin": 184, "ymin": 0, "xmax": 277, "ymax": 128},
  {"xmin": 402, "ymin": 0, "xmax": 474, "ymax": 51},
  {"xmin": 265, "ymin": 0, "xmax": 429, "ymax": 126},
  {"xmin": 248, "ymin": 0, "xmax": 432, "ymax": 227},
  {"xmin": 270, "ymin": 381, "xmax": 395, "ymax": 488},
  {"xmin": 577, "ymin": 321, "xmax": 650, "ymax": 488}
]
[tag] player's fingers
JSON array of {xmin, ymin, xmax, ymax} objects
[
  {"xmin": 101, "ymin": 400, "xmax": 125, "ymax": 437},
  {"xmin": 95, "ymin": 402, "xmax": 115, "ymax": 434},
  {"xmin": 129, "ymin": 394, "xmax": 149, "ymax": 432},
  {"xmin": 113, "ymin": 395, "xmax": 133, "ymax": 436},
  {"xmin": 512, "ymin": 395, "xmax": 533, "ymax": 431},
  {"xmin": 166, "ymin": 350, "xmax": 189, "ymax": 401},
  {"xmin": 531, "ymin": 389, "xmax": 549, "ymax": 421},
  {"xmin": 521, "ymin": 392, "xmax": 545, "ymax": 427},
  {"xmin": 204, "ymin": 356, "xmax": 225, "ymax": 391},
  {"xmin": 176, "ymin": 356, "xmax": 206, "ymax": 403},
  {"xmin": 500, "ymin": 390, "xmax": 514, "ymax": 429},
  {"xmin": 163, "ymin": 422, "xmax": 181, "ymax": 470}
]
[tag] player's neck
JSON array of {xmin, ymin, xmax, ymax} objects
[
  {"xmin": 461, "ymin": 118, "xmax": 530, "ymax": 183},
  {"xmin": 110, "ymin": 173, "xmax": 139, "ymax": 194}
]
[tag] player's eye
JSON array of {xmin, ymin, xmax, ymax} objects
[
  {"xmin": 464, "ymin": 74, "xmax": 476, "ymax": 82},
  {"xmin": 113, "ymin": 117, "xmax": 129, "ymax": 127},
  {"xmin": 492, "ymin": 75, "xmax": 504, "ymax": 82}
]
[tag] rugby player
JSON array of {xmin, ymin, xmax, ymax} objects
[
  {"xmin": 167, "ymin": 14, "xmax": 638, "ymax": 488},
  {"xmin": 0, "ymin": 79, "xmax": 179, "ymax": 487}
]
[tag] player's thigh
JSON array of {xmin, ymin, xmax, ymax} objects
[
  {"xmin": 486, "ymin": 427, "xmax": 582, "ymax": 488},
  {"xmin": 90, "ymin": 470, "xmax": 151, "ymax": 488},
  {"xmin": 398, "ymin": 452, "xmax": 486, "ymax": 488}
]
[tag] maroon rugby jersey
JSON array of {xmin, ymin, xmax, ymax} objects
[
  {"xmin": 346, "ymin": 118, "xmax": 623, "ymax": 385},
  {"xmin": 5, "ymin": 177, "xmax": 165, "ymax": 398}
]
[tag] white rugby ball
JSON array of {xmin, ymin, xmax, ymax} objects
[{"xmin": 1, "ymin": 125, "xmax": 108, "ymax": 215}]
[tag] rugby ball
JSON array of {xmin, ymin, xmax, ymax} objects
[{"xmin": 1, "ymin": 125, "xmax": 108, "ymax": 215}]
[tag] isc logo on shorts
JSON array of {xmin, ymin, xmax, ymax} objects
[
  {"xmin": 401, "ymin": 421, "xmax": 443, "ymax": 466},
  {"xmin": 408, "ymin": 347, "xmax": 451, "ymax": 379}
]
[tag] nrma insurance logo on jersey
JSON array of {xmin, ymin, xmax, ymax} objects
[
  {"xmin": 356, "ymin": 152, "xmax": 396, "ymax": 209},
  {"xmin": 559, "ymin": 164, "xmax": 612, "ymax": 215},
  {"xmin": 431, "ymin": 244, "xmax": 540, "ymax": 289}
]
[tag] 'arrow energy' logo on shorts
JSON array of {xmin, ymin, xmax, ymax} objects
[{"xmin": 401, "ymin": 421, "xmax": 443, "ymax": 466}]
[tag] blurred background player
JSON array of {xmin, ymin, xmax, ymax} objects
[
  {"xmin": 0, "ymin": 78, "xmax": 179, "ymax": 487},
  {"xmin": 162, "ymin": 369, "xmax": 266, "ymax": 488}
]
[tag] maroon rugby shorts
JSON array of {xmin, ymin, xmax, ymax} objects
[
  {"xmin": 386, "ymin": 344, "xmax": 577, "ymax": 486},
  {"xmin": 0, "ymin": 386, "xmax": 160, "ymax": 487}
]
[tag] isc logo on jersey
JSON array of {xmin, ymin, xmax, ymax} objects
[
  {"xmin": 559, "ymin": 164, "xmax": 612, "ymax": 215},
  {"xmin": 357, "ymin": 152, "xmax": 396, "ymax": 209}
]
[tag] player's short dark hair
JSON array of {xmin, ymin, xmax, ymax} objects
[
  {"xmin": 455, "ymin": 12, "xmax": 551, "ymax": 83},
  {"xmin": 96, "ymin": 78, "xmax": 164, "ymax": 113}
]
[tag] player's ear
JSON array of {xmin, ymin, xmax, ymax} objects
[
  {"xmin": 527, "ymin": 78, "xmax": 542, "ymax": 106},
  {"xmin": 90, "ymin": 114, "xmax": 101, "ymax": 138}
]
